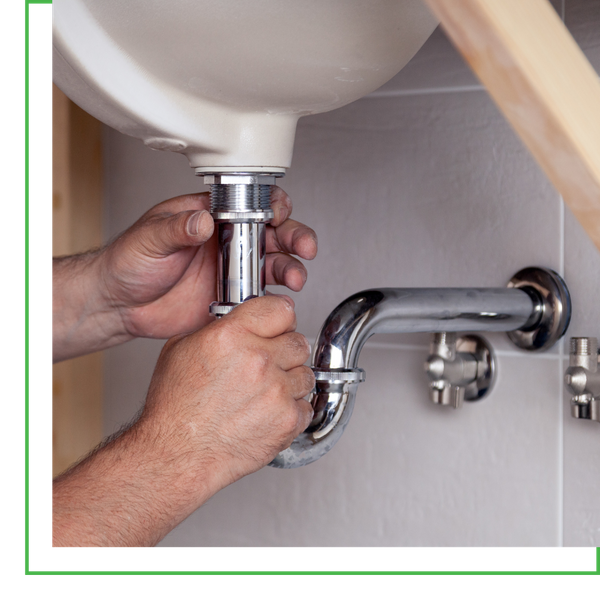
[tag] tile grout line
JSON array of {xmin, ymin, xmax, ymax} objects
[
  {"xmin": 558, "ymin": 0, "xmax": 566, "ymax": 548},
  {"xmin": 364, "ymin": 342, "xmax": 562, "ymax": 358},
  {"xmin": 330, "ymin": 340, "xmax": 564, "ymax": 360},
  {"xmin": 558, "ymin": 352, "xmax": 565, "ymax": 547},
  {"xmin": 558, "ymin": 188, "xmax": 566, "ymax": 547}
]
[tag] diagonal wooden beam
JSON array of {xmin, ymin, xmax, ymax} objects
[{"xmin": 423, "ymin": 0, "xmax": 600, "ymax": 252}]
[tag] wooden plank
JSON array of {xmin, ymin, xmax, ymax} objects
[
  {"xmin": 423, "ymin": 0, "xmax": 600, "ymax": 252},
  {"xmin": 52, "ymin": 85, "xmax": 104, "ymax": 477}
]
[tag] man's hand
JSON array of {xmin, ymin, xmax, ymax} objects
[
  {"xmin": 53, "ymin": 187, "xmax": 317, "ymax": 361},
  {"xmin": 142, "ymin": 295, "xmax": 315, "ymax": 489},
  {"xmin": 53, "ymin": 296, "xmax": 315, "ymax": 546}
]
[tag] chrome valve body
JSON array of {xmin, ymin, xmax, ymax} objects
[
  {"xmin": 565, "ymin": 337, "xmax": 600, "ymax": 422},
  {"xmin": 425, "ymin": 332, "xmax": 495, "ymax": 409}
]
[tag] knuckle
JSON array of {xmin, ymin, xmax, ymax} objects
[
  {"xmin": 297, "ymin": 400, "xmax": 314, "ymax": 431},
  {"xmin": 299, "ymin": 366, "xmax": 316, "ymax": 395},
  {"xmin": 287, "ymin": 367, "xmax": 315, "ymax": 399},
  {"xmin": 287, "ymin": 332, "xmax": 305, "ymax": 348},
  {"xmin": 246, "ymin": 346, "xmax": 271, "ymax": 379},
  {"xmin": 277, "ymin": 403, "xmax": 300, "ymax": 435},
  {"xmin": 212, "ymin": 320, "xmax": 236, "ymax": 346},
  {"xmin": 232, "ymin": 296, "xmax": 296, "ymax": 335},
  {"xmin": 289, "ymin": 333, "xmax": 311, "ymax": 362},
  {"xmin": 234, "ymin": 298, "xmax": 266, "ymax": 326},
  {"xmin": 279, "ymin": 333, "xmax": 307, "ymax": 364}
]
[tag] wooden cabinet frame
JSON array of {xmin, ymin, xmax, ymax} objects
[{"xmin": 52, "ymin": 85, "xmax": 104, "ymax": 476}]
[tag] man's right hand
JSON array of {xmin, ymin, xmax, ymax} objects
[
  {"xmin": 141, "ymin": 295, "xmax": 315, "ymax": 489},
  {"xmin": 53, "ymin": 295, "xmax": 315, "ymax": 546}
]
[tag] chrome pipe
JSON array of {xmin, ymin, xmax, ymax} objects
[
  {"xmin": 311, "ymin": 287, "xmax": 539, "ymax": 371},
  {"xmin": 202, "ymin": 172, "xmax": 282, "ymax": 316},
  {"xmin": 216, "ymin": 221, "xmax": 266, "ymax": 305},
  {"xmin": 271, "ymin": 267, "xmax": 570, "ymax": 469}
]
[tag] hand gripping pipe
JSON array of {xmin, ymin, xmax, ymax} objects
[{"xmin": 270, "ymin": 267, "xmax": 571, "ymax": 468}]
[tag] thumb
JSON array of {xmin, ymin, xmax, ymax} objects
[
  {"xmin": 225, "ymin": 295, "xmax": 297, "ymax": 338},
  {"xmin": 140, "ymin": 209, "xmax": 214, "ymax": 256}
]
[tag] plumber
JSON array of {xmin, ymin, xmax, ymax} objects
[{"xmin": 52, "ymin": 188, "xmax": 317, "ymax": 546}]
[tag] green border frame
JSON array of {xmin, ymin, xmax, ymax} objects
[
  {"xmin": 25, "ymin": 0, "xmax": 600, "ymax": 575},
  {"xmin": 21, "ymin": 0, "xmax": 38, "ymax": 576}
]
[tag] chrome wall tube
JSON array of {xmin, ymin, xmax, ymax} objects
[
  {"xmin": 310, "ymin": 287, "xmax": 538, "ymax": 371},
  {"xmin": 270, "ymin": 268, "xmax": 571, "ymax": 468}
]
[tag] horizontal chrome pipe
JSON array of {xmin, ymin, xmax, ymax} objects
[
  {"xmin": 270, "ymin": 268, "xmax": 570, "ymax": 469},
  {"xmin": 311, "ymin": 287, "xmax": 539, "ymax": 371}
]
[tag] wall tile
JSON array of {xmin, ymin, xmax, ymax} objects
[
  {"xmin": 159, "ymin": 347, "xmax": 561, "ymax": 546},
  {"xmin": 561, "ymin": 0, "xmax": 600, "ymax": 547},
  {"xmin": 562, "ymin": 210, "xmax": 600, "ymax": 546},
  {"xmin": 373, "ymin": 0, "xmax": 564, "ymax": 95},
  {"xmin": 279, "ymin": 90, "xmax": 562, "ymax": 357},
  {"xmin": 565, "ymin": 0, "xmax": 600, "ymax": 71},
  {"xmin": 371, "ymin": 27, "xmax": 480, "ymax": 95}
]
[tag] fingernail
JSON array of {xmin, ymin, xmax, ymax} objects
[
  {"xmin": 186, "ymin": 210, "xmax": 203, "ymax": 236},
  {"xmin": 304, "ymin": 232, "xmax": 318, "ymax": 259},
  {"xmin": 274, "ymin": 202, "xmax": 289, "ymax": 223},
  {"xmin": 279, "ymin": 294, "xmax": 295, "ymax": 309},
  {"xmin": 187, "ymin": 210, "xmax": 212, "ymax": 238}
]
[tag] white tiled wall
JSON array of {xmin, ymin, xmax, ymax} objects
[{"xmin": 102, "ymin": 0, "xmax": 600, "ymax": 546}]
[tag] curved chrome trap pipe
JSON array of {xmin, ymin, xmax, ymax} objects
[{"xmin": 270, "ymin": 267, "xmax": 570, "ymax": 468}]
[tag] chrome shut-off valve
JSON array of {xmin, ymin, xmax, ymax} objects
[
  {"xmin": 565, "ymin": 337, "xmax": 600, "ymax": 423},
  {"xmin": 424, "ymin": 332, "xmax": 495, "ymax": 408}
]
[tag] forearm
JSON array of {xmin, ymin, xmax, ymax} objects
[
  {"xmin": 53, "ymin": 253, "xmax": 131, "ymax": 362},
  {"xmin": 52, "ymin": 416, "xmax": 220, "ymax": 547},
  {"xmin": 52, "ymin": 296, "xmax": 314, "ymax": 546}
]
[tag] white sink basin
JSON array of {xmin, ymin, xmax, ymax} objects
[{"xmin": 54, "ymin": 0, "xmax": 438, "ymax": 172}]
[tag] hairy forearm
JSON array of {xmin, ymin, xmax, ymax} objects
[
  {"xmin": 52, "ymin": 295, "xmax": 314, "ymax": 546},
  {"xmin": 53, "ymin": 252, "xmax": 131, "ymax": 362},
  {"xmin": 53, "ymin": 416, "xmax": 219, "ymax": 547}
]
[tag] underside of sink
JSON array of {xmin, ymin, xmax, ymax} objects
[{"xmin": 54, "ymin": 0, "xmax": 438, "ymax": 171}]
